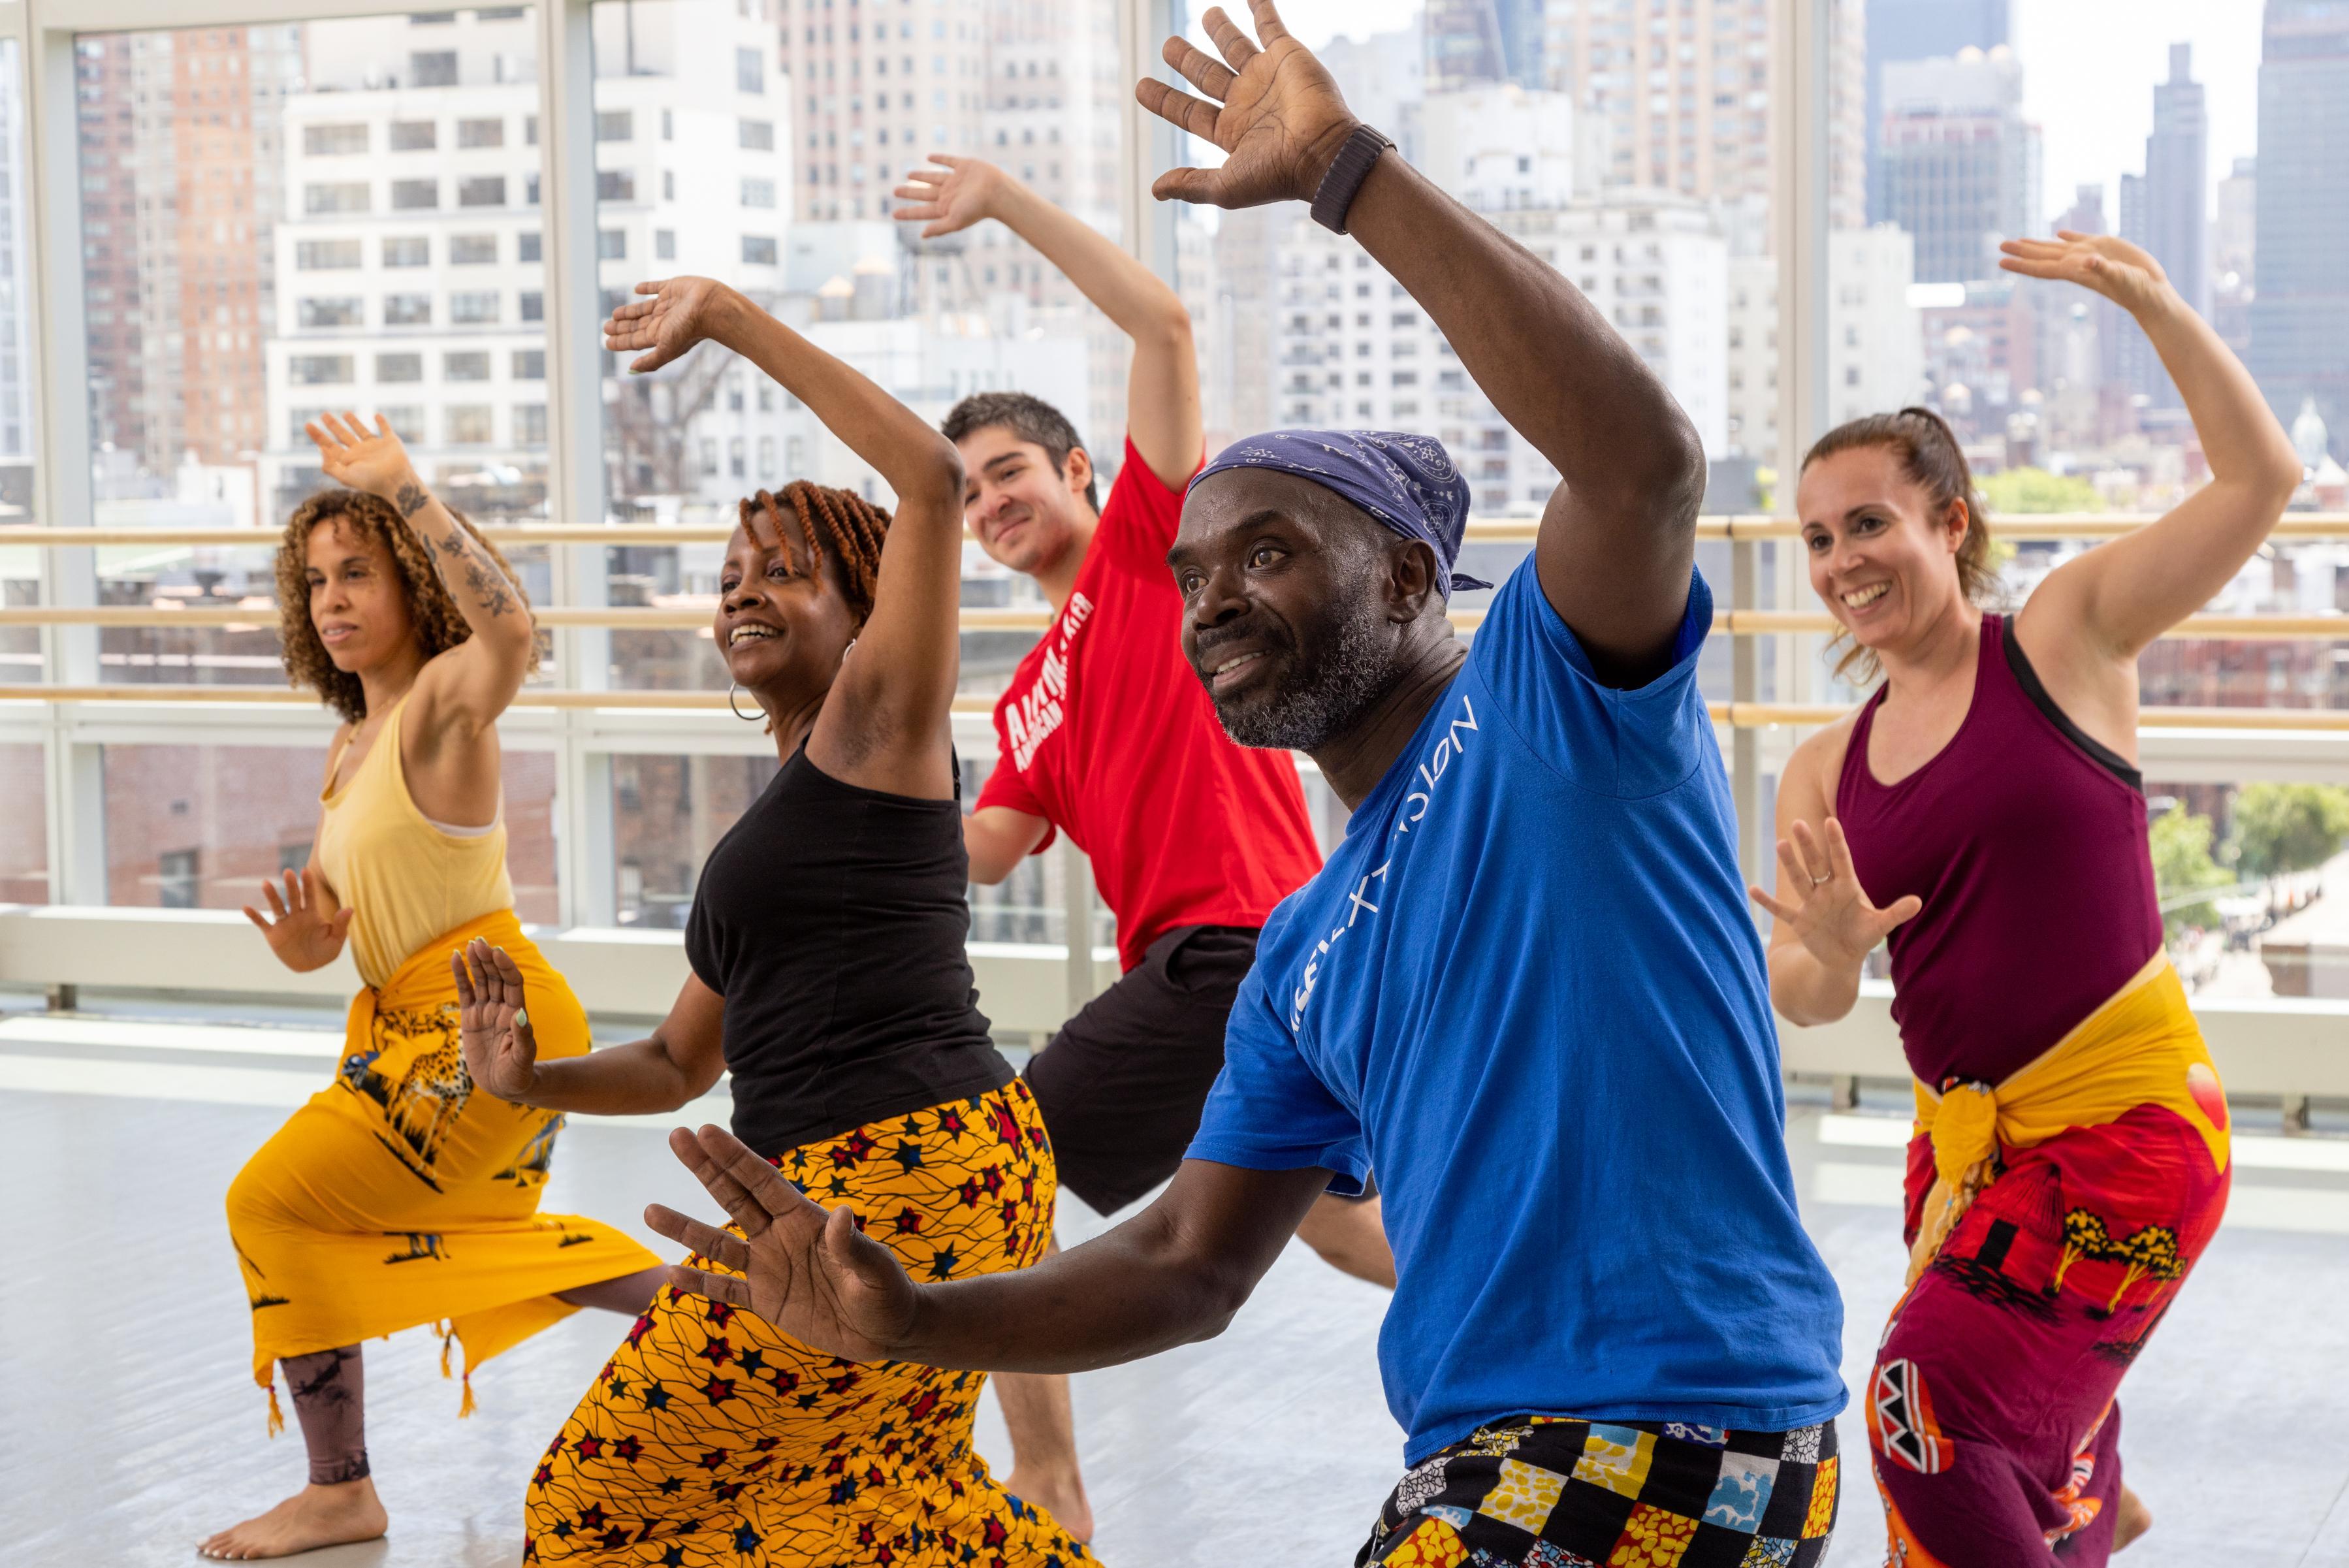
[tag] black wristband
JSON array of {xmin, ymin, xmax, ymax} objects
[{"xmin": 1309, "ymin": 123, "xmax": 1396, "ymax": 235}]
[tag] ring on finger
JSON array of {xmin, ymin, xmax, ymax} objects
[{"xmin": 1810, "ymin": 874, "xmax": 1829, "ymax": 886}]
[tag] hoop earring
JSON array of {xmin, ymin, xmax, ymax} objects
[
  {"xmin": 841, "ymin": 637, "xmax": 857, "ymax": 662},
  {"xmin": 727, "ymin": 682, "xmax": 763, "ymax": 723}
]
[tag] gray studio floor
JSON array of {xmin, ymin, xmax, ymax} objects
[{"xmin": 3, "ymin": 1004, "xmax": 2348, "ymax": 1567}]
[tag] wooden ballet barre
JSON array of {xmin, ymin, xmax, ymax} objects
[
  {"xmin": 6, "ymin": 684, "xmax": 2348, "ymax": 733},
  {"xmin": 0, "ymin": 683, "xmax": 1003, "ymax": 714},
  {"xmin": 0, "ymin": 604, "xmax": 1074, "ymax": 633},
  {"xmin": 10, "ymin": 513, "xmax": 2349, "ymax": 551},
  {"xmin": 17, "ymin": 602, "xmax": 2349, "ymax": 642},
  {"xmin": 1708, "ymin": 702, "xmax": 2349, "ymax": 732},
  {"xmin": 1719, "ymin": 611, "xmax": 2349, "ymax": 640}
]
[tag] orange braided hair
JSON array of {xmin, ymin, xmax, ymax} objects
[{"xmin": 741, "ymin": 481, "xmax": 891, "ymax": 622}]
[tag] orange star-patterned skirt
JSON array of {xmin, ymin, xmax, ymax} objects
[{"xmin": 522, "ymin": 1081, "xmax": 1093, "ymax": 1567}]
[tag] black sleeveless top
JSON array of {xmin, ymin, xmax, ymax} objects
[{"xmin": 684, "ymin": 744, "xmax": 1012, "ymax": 1156}]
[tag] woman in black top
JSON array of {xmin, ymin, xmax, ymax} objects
[{"xmin": 453, "ymin": 276, "xmax": 1087, "ymax": 1568}]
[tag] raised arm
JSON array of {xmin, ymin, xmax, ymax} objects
[
  {"xmin": 895, "ymin": 157, "xmax": 1202, "ymax": 488},
  {"xmin": 306, "ymin": 413, "xmax": 535, "ymax": 728},
  {"xmin": 1138, "ymin": 0, "xmax": 1706, "ymax": 684},
  {"xmin": 458, "ymin": 944, "xmax": 727, "ymax": 1117},
  {"xmin": 647, "ymin": 1127, "xmax": 1331, "ymax": 1371},
  {"xmin": 2003, "ymin": 234, "xmax": 2302, "ymax": 669},
  {"xmin": 606, "ymin": 280, "xmax": 967, "ymax": 797}
]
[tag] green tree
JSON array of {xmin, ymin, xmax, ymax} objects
[
  {"xmin": 2148, "ymin": 807, "xmax": 2233, "ymax": 936},
  {"xmin": 1979, "ymin": 466, "xmax": 2102, "ymax": 515},
  {"xmin": 2231, "ymin": 782, "xmax": 2349, "ymax": 882}
]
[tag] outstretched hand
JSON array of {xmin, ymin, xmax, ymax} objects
[
  {"xmin": 240, "ymin": 867, "xmax": 353, "ymax": 973},
  {"xmin": 892, "ymin": 155, "xmax": 1011, "ymax": 238},
  {"xmin": 647, "ymin": 1125, "xmax": 921, "ymax": 1363},
  {"xmin": 453, "ymin": 937, "xmax": 541, "ymax": 1102},
  {"xmin": 1999, "ymin": 231, "xmax": 2171, "ymax": 317},
  {"xmin": 1136, "ymin": 0, "xmax": 1361, "ymax": 208},
  {"xmin": 305, "ymin": 412, "xmax": 419, "ymax": 505},
  {"xmin": 1747, "ymin": 817, "xmax": 1921, "ymax": 972},
  {"xmin": 603, "ymin": 277, "xmax": 735, "ymax": 374}
]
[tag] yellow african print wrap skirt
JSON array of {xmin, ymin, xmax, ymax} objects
[
  {"xmin": 227, "ymin": 909, "xmax": 662, "ymax": 1418},
  {"xmin": 522, "ymin": 1080, "xmax": 1092, "ymax": 1568}
]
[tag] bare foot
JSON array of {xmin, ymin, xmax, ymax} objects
[
  {"xmin": 1005, "ymin": 1466, "xmax": 1095, "ymax": 1545},
  {"xmin": 197, "ymin": 1479, "xmax": 387, "ymax": 1560},
  {"xmin": 2111, "ymin": 1484, "xmax": 2152, "ymax": 1552}
]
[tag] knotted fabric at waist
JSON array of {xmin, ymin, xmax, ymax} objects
[
  {"xmin": 346, "ymin": 907, "xmax": 587, "ymax": 1061},
  {"xmin": 1906, "ymin": 952, "xmax": 2228, "ymax": 1285}
]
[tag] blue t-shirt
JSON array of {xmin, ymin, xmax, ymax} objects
[{"xmin": 1187, "ymin": 556, "xmax": 1846, "ymax": 1464}]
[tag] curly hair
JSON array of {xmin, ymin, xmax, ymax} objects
[
  {"xmin": 742, "ymin": 480, "xmax": 892, "ymax": 623},
  {"xmin": 274, "ymin": 488, "xmax": 539, "ymax": 724}
]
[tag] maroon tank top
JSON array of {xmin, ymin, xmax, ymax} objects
[{"xmin": 1835, "ymin": 613, "xmax": 2162, "ymax": 1087}]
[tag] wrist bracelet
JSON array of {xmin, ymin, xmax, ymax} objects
[{"xmin": 1309, "ymin": 124, "xmax": 1396, "ymax": 236}]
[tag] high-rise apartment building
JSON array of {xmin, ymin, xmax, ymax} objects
[
  {"xmin": 2215, "ymin": 156, "xmax": 2256, "ymax": 357},
  {"xmin": 1320, "ymin": 24, "xmax": 1429, "ymax": 153},
  {"xmin": 76, "ymin": 28, "xmax": 300, "ymax": 488},
  {"xmin": 2051, "ymin": 181, "xmax": 2133, "ymax": 442},
  {"xmin": 75, "ymin": 29, "xmax": 296, "ymax": 483},
  {"xmin": 77, "ymin": 35, "xmax": 143, "ymax": 466},
  {"xmin": 2145, "ymin": 42, "xmax": 2208, "ymax": 320},
  {"xmin": 262, "ymin": 5, "xmax": 790, "ymax": 516},
  {"xmin": 1862, "ymin": 0, "xmax": 2006, "ymax": 223},
  {"xmin": 2249, "ymin": 1, "xmax": 2349, "ymax": 457},
  {"xmin": 1427, "ymin": 0, "xmax": 1546, "ymax": 91},
  {"xmin": 1539, "ymin": 0, "xmax": 1864, "ymax": 229},
  {"xmin": 1874, "ymin": 46, "xmax": 2039, "ymax": 285},
  {"xmin": 780, "ymin": 0, "xmax": 989, "ymax": 222},
  {"xmin": 1266, "ymin": 189, "xmax": 1727, "ymax": 515},
  {"xmin": 0, "ymin": 54, "xmax": 32, "ymax": 497},
  {"xmin": 967, "ymin": 0, "xmax": 1128, "ymax": 450},
  {"xmin": 1725, "ymin": 225, "xmax": 1919, "ymax": 462}
]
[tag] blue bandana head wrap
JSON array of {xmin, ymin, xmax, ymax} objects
[{"xmin": 1194, "ymin": 429, "xmax": 1494, "ymax": 596}]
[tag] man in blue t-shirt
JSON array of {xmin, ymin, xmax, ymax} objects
[{"xmin": 637, "ymin": 7, "xmax": 1848, "ymax": 1563}]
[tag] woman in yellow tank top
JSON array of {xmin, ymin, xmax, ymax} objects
[{"xmin": 202, "ymin": 415, "xmax": 665, "ymax": 1561}]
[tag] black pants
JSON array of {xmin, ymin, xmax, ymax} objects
[{"xmin": 1021, "ymin": 924, "xmax": 1258, "ymax": 1215}]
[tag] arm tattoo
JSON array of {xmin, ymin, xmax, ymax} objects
[
  {"xmin": 430, "ymin": 526, "xmax": 520, "ymax": 620},
  {"xmin": 396, "ymin": 481, "xmax": 430, "ymax": 519}
]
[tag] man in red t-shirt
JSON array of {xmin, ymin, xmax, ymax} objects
[{"xmin": 895, "ymin": 155, "xmax": 1394, "ymax": 1531}]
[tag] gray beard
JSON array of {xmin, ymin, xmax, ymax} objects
[{"xmin": 1212, "ymin": 598, "xmax": 1403, "ymax": 752}]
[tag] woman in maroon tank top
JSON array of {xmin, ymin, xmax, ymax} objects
[{"xmin": 1749, "ymin": 234, "xmax": 2300, "ymax": 1567}]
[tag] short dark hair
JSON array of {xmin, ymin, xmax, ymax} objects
[{"xmin": 942, "ymin": 391, "xmax": 1098, "ymax": 512}]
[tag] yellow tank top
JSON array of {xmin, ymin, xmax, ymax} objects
[{"xmin": 312, "ymin": 692, "xmax": 515, "ymax": 989}]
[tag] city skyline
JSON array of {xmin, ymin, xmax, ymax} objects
[{"xmin": 1278, "ymin": 0, "xmax": 2261, "ymax": 236}]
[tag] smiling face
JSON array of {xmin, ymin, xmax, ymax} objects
[
  {"xmin": 955, "ymin": 424, "xmax": 1093, "ymax": 578},
  {"xmin": 304, "ymin": 515, "xmax": 415, "ymax": 675},
  {"xmin": 1168, "ymin": 470, "xmax": 1422, "ymax": 752},
  {"xmin": 714, "ymin": 505, "xmax": 861, "ymax": 718},
  {"xmin": 1797, "ymin": 442, "xmax": 1973, "ymax": 660}
]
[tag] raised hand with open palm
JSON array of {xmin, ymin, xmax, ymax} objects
[
  {"xmin": 646, "ymin": 1124, "xmax": 922, "ymax": 1364},
  {"xmin": 1748, "ymin": 816, "xmax": 1921, "ymax": 973},
  {"xmin": 242, "ymin": 866, "xmax": 355, "ymax": 974},
  {"xmin": 891, "ymin": 154, "xmax": 1012, "ymax": 238},
  {"xmin": 305, "ymin": 411, "xmax": 420, "ymax": 506},
  {"xmin": 1134, "ymin": 0, "xmax": 1363, "ymax": 209},
  {"xmin": 1999, "ymin": 231, "xmax": 2171, "ymax": 317},
  {"xmin": 452, "ymin": 937, "xmax": 542, "ymax": 1102},
  {"xmin": 603, "ymin": 276, "xmax": 734, "ymax": 375}
]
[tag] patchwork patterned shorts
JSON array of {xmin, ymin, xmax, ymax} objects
[{"xmin": 1358, "ymin": 1414, "xmax": 1840, "ymax": 1568}]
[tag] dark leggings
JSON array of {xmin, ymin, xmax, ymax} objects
[{"xmin": 280, "ymin": 1267, "xmax": 669, "ymax": 1487}]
